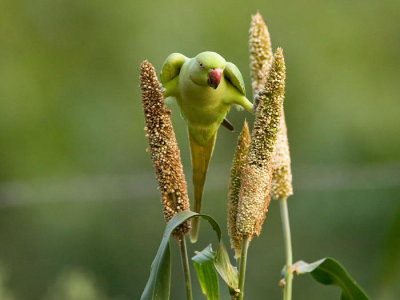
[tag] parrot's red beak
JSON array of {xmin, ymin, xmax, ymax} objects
[{"xmin": 208, "ymin": 68, "xmax": 223, "ymax": 89}]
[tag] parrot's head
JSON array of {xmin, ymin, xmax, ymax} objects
[{"xmin": 190, "ymin": 51, "xmax": 226, "ymax": 89}]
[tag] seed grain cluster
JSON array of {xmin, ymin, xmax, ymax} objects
[
  {"xmin": 249, "ymin": 13, "xmax": 293, "ymax": 201},
  {"xmin": 140, "ymin": 60, "xmax": 190, "ymax": 235},
  {"xmin": 236, "ymin": 49, "xmax": 286, "ymax": 240},
  {"xmin": 249, "ymin": 12, "xmax": 273, "ymax": 99},
  {"xmin": 228, "ymin": 121, "xmax": 251, "ymax": 256},
  {"xmin": 271, "ymin": 110, "xmax": 293, "ymax": 199}
]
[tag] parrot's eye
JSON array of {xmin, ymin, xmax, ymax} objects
[{"xmin": 199, "ymin": 63, "xmax": 203, "ymax": 67}]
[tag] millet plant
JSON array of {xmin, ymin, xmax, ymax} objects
[{"xmin": 139, "ymin": 12, "xmax": 370, "ymax": 300}]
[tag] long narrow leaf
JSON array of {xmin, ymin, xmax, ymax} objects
[
  {"xmin": 192, "ymin": 242, "xmax": 240, "ymax": 298},
  {"xmin": 214, "ymin": 242, "xmax": 239, "ymax": 295},
  {"xmin": 141, "ymin": 241, "xmax": 171, "ymax": 300},
  {"xmin": 141, "ymin": 211, "xmax": 222, "ymax": 300},
  {"xmin": 284, "ymin": 258, "xmax": 370, "ymax": 300}
]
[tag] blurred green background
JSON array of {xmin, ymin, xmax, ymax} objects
[{"xmin": 0, "ymin": 0, "xmax": 399, "ymax": 299}]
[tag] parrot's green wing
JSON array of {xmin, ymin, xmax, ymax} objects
[
  {"xmin": 224, "ymin": 62, "xmax": 246, "ymax": 95},
  {"xmin": 160, "ymin": 53, "xmax": 187, "ymax": 84}
]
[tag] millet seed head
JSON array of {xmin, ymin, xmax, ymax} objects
[
  {"xmin": 271, "ymin": 110, "xmax": 293, "ymax": 200},
  {"xmin": 236, "ymin": 48, "xmax": 286, "ymax": 239},
  {"xmin": 249, "ymin": 12, "xmax": 273, "ymax": 101},
  {"xmin": 249, "ymin": 13, "xmax": 293, "ymax": 200},
  {"xmin": 140, "ymin": 60, "xmax": 190, "ymax": 236},
  {"xmin": 227, "ymin": 121, "xmax": 251, "ymax": 257}
]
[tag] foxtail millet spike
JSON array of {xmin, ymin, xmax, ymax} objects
[
  {"xmin": 249, "ymin": 12, "xmax": 273, "ymax": 99},
  {"xmin": 236, "ymin": 48, "xmax": 286, "ymax": 240},
  {"xmin": 271, "ymin": 110, "xmax": 293, "ymax": 200},
  {"xmin": 140, "ymin": 60, "xmax": 190, "ymax": 235},
  {"xmin": 227, "ymin": 121, "xmax": 251, "ymax": 258},
  {"xmin": 249, "ymin": 12, "xmax": 293, "ymax": 201}
]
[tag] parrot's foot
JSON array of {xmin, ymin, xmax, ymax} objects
[
  {"xmin": 234, "ymin": 104, "xmax": 244, "ymax": 111},
  {"xmin": 253, "ymin": 92, "xmax": 262, "ymax": 113},
  {"xmin": 158, "ymin": 83, "xmax": 166, "ymax": 93}
]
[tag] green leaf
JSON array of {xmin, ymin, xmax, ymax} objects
[
  {"xmin": 192, "ymin": 241, "xmax": 240, "ymax": 299},
  {"xmin": 192, "ymin": 245, "xmax": 219, "ymax": 300},
  {"xmin": 141, "ymin": 211, "xmax": 223, "ymax": 300},
  {"xmin": 285, "ymin": 258, "xmax": 370, "ymax": 300},
  {"xmin": 214, "ymin": 242, "xmax": 239, "ymax": 296},
  {"xmin": 141, "ymin": 241, "xmax": 171, "ymax": 300}
]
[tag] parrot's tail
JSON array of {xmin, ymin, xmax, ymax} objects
[{"xmin": 189, "ymin": 130, "xmax": 216, "ymax": 243}]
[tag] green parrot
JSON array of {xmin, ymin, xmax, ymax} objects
[{"xmin": 160, "ymin": 51, "xmax": 253, "ymax": 242}]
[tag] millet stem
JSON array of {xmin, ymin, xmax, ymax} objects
[
  {"xmin": 238, "ymin": 236, "xmax": 250, "ymax": 300},
  {"xmin": 178, "ymin": 235, "xmax": 193, "ymax": 300},
  {"xmin": 279, "ymin": 197, "xmax": 293, "ymax": 300}
]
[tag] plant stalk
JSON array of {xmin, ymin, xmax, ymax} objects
[
  {"xmin": 279, "ymin": 197, "xmax": 293, "ymax": 300},
  {"xmin": 238, "ymin": 236, "xmax": 250, "ymax": 300},
  {"xmin": 178, "ymin": 235, "xmax": 193, "ymax": 300}
]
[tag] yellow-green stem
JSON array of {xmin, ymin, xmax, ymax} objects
[
  {"xmin": 238, "ymin": 236, "xmax": 250, "ymax": 300},
  {"xmin": 178, "ymin": 236, "xmax": 193, "ymax": 300},
  {"xmin": 279, "ymin": 197, "xmax": 293, "ymax": 300}
]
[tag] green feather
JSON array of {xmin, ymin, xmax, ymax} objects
[
  {"xmin": 160, "ymin": 53, "xmax": 187, "ymax": 84},
  {"xmin": 224, "ymin": 62, "xmax": 246, "ymax": 95},
  {"xmin": 160, "ymin": 51, "xmax": 254, "ymax": 242},
  {"xmin": 188, "ymin": 130, "xmax": 216, "ymax": 243}
]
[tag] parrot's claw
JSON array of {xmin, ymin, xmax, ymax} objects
[
  {"xmin": 234, "ymin": 104, "xmax": 244, "ymax": 111},
  {"xmin": 158, "ymin": 83, "xmax": 166, "ymax": 93},
  {"xmin": 253, "ymin": 92, "xmax": 262, "ymax": 113}
]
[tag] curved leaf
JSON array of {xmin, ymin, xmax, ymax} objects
[
  {"xmin": 284, "ymin": 258, "xmax": 370, "ymax": 300},
  {"xmin": 192, "ymin": 242, "xmax": 239, "ymax": 298},
  {"xmin": 141, "ymin": 211, "xmax": 222, "ymax": 300},
  {"xmin": 192, "ymin": 245, "xmax": 219, "ymax": 300},
  {"xmin": 214, "ymin": 242, "xmax": 239, "ymax": 295},
  {"xmin": 141, "ymin": 241, "xmax": 171, "ymax": 300}
]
